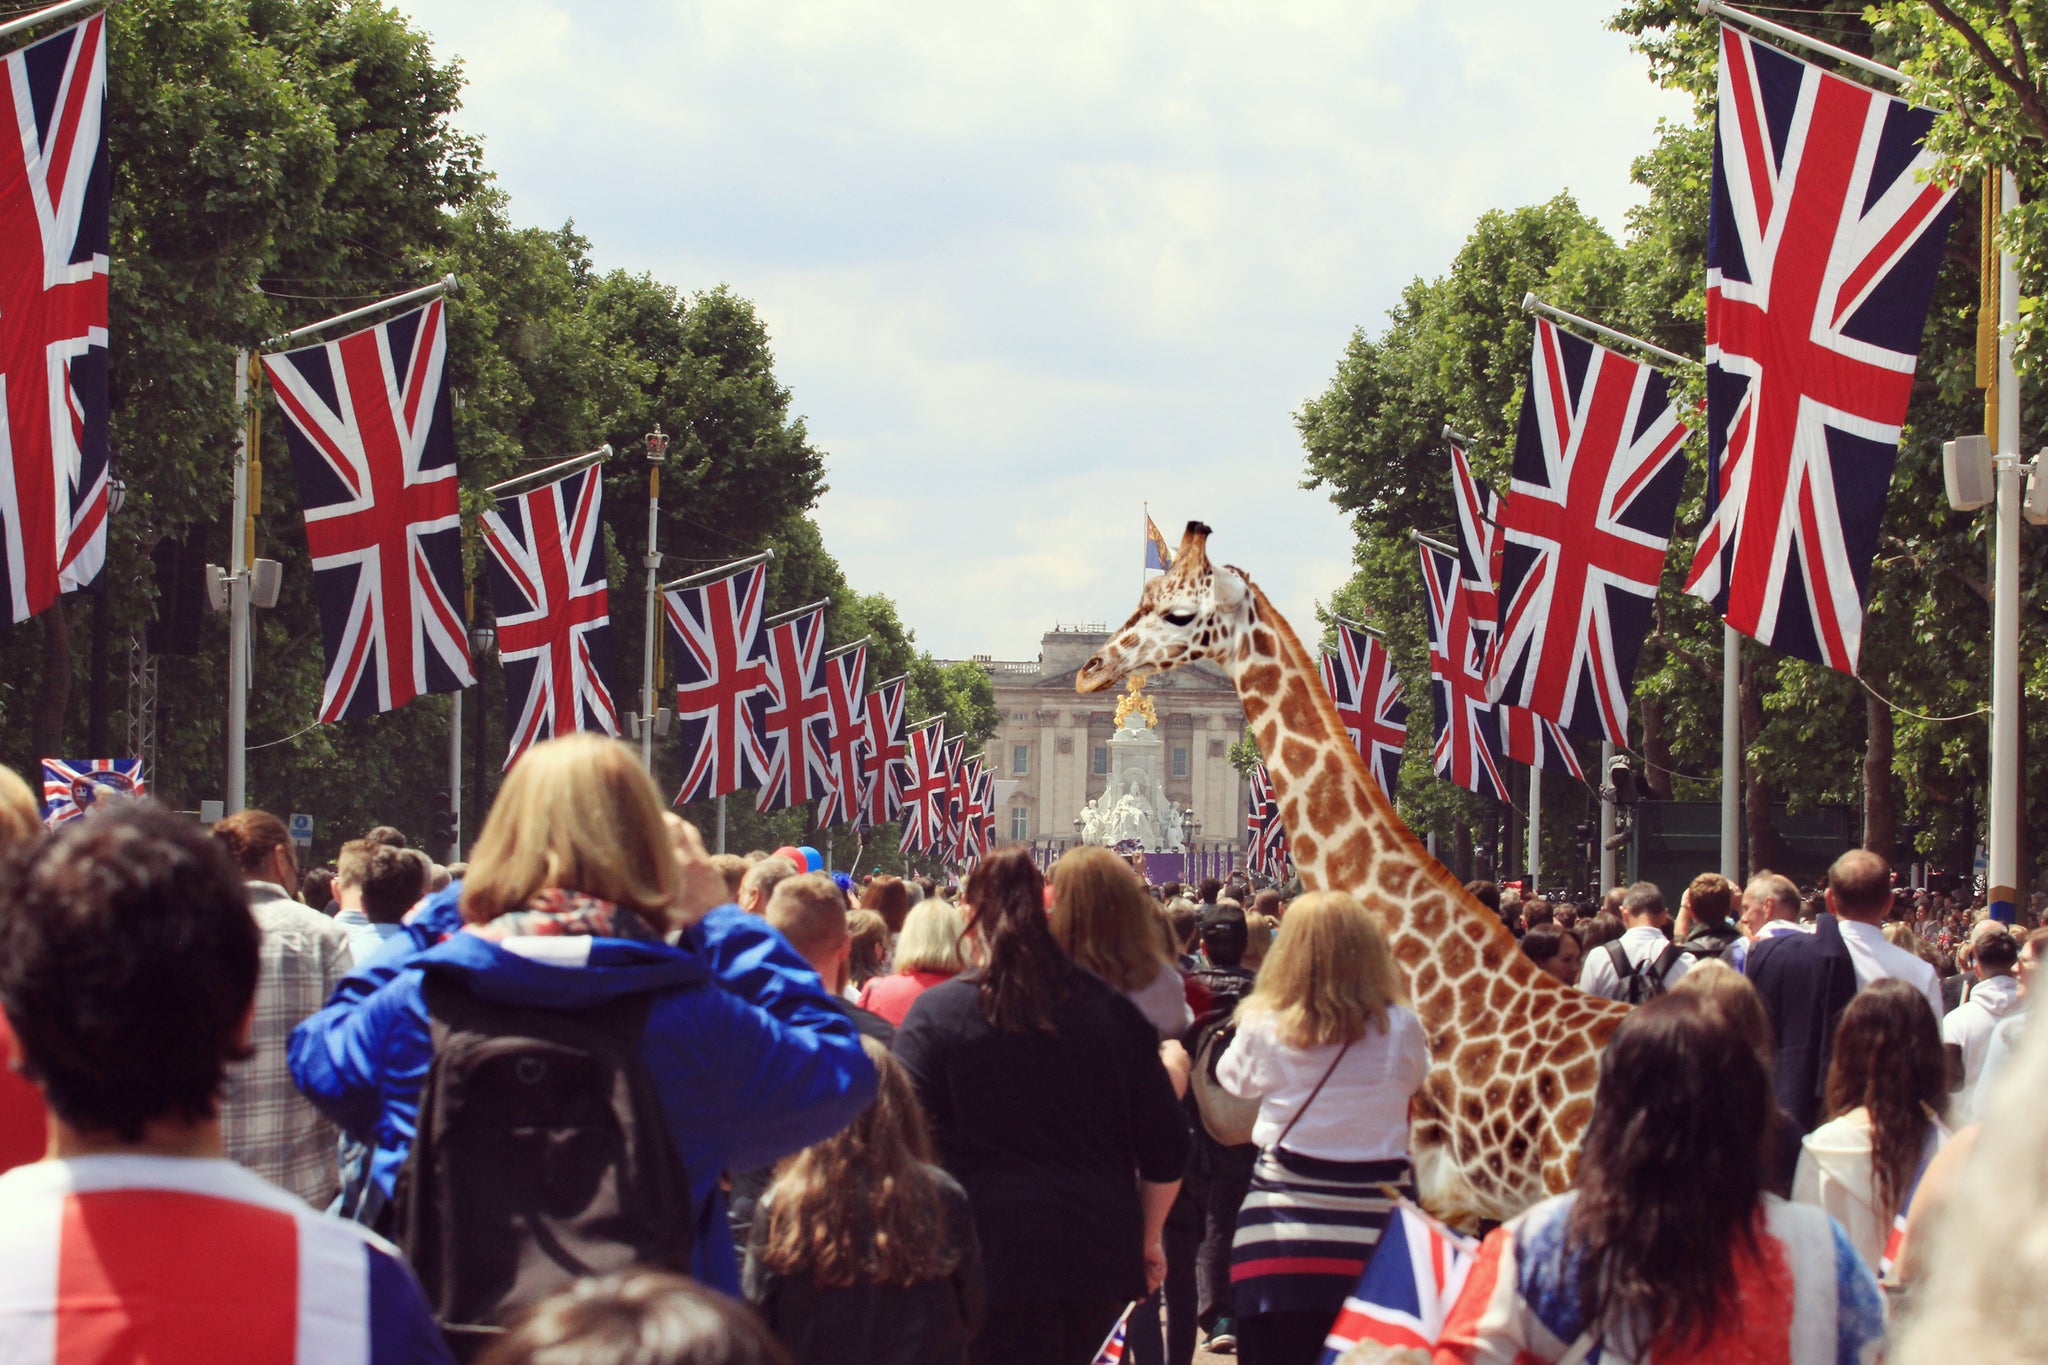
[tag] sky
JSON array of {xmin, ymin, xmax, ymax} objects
[{"xmin": 388, "ymin": 0, "xmax": 1688, "ymax": 661}]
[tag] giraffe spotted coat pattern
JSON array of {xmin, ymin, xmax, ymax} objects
[{"xmin": 1077, "ymin": 522, "xmax": 1628, "ymax": 1226}]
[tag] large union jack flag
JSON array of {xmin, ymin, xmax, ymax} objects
[
  {"xmin": 263, "ymin": 300, "xmax": 473, "ymax": 721},
  {"xmin": 1319, "ymin": 1202, "xmax": 1479, "ymax": 1361},
  {"xmin": 1, "ymin": 14, "xmax": 108, "ymax": 625},
  {"xmin": 814, "ymin": 642, "xmax": 868, "ymax": 828},
  {"xmin": 1486, "ymin": 319, "xmax": 1688, "ymax": 742},
  {"xmin": 1448, "ymin": 443, "xmax": 1500, "ymax": 646},
  {"xmin": 1320, "ymin": 623, "xmax": 1407, "ymax": 797},
  {"xmin": 1682, "ymin": 26, "xmax": 1957, "ymax": 674},
  {"xmin": 481, "ymin": 464, "xmax": 617, "ymax": 767},
  {"xmin": 899, "ymin": 721, "xmax": 950, "ymax": 856},
  {"xmin": 1497, "ymin": 706, "xmax": 1584, "ymax": 779},
  {"xmin": 1421, "ymin": 545, "xmax": 1508, "ymax": 801},
  {"xmin": 754, "ymin": 607, "xmax": 833, "ymax": 814},
  {"xmin": 666, "ymin": 563, "xmax": 772, "ymax": 804},
  {"xmin": 1246, "ymin": 760, "xmax": 1289, "ymax": 878},
  {"xmin": 40, "ymin": 756, "xmax": 140, "ymax": 827},
  {"xmin": 857, "ymin": 678, "xmax": 909, "ymax": 828},
  {"xmin": 956, "ymin": 755, "xmax": 993, "ymax": 863}
]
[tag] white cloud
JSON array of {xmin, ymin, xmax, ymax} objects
[{"xmin": 395, "ymin": 0, "xmax": 1685, "ymax": 658}]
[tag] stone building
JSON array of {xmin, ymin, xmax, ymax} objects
[{"xmin": 955, "ymin": 625, "xmax": 1249, "ymax": 858}]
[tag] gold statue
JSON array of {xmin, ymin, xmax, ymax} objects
[{"xmin": 1112, "ymin": 673, "xmax": 1158, "ymax": 730}]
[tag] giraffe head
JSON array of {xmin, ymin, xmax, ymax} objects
[{"xmin": 1077, "ymin": 521, "xmax": 1253, "ymax": 694}]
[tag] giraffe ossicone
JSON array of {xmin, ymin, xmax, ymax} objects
[{"xmin": 1078, "ymin": 520, "xmax": 1628, "ymax": 1227}]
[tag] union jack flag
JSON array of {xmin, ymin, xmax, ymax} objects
[
  {"xmin": 754, "ymin": 607, "xmax": 833, "ymax": 814},
  {"xmin": 481, "ymin": 464, "xmax": 617, "ymax": 767},
  {"xmin": 1246, "ymin": 761, "xmax": 1289, "ymax": 877},
  {"xmin": 955, "ymin": 757, "xmax": 995, "ymax": 863},
  {"xmin": 814, "ymin": 643, "xmax": 868, "ymax": 828},
  {"xmin": 1421, "ymin": 545, "xmax": 1508, "ymax": 801},
  {"xmin": 40, "ymin": 757, "xmax": 141, "ymax": 827},
  {"xmin": 1320, "ymin": 623, "xmax": 1407, "ymax": 797},
  {"xmin": 937, "ymin": 735, "xmax": 968, "ymax": 864},
  {"xmin": 1498, "ymin": 706, "xmax": 1584, "ymax": 778},
  {"xmin": 1448, "ymin": 442, "xmax": 1500, "ymax": 645},
  {"xmin": 1, "ymin": 13, "xmax": 108, "ymax": 625},
  {"xmin": 1682, "ymin": 26, "xmax": 1957, "ymax": 674},
  {"xmin": 1320, "ymin": 1203, "xmax": 1479, "ymax": 1361},
  {"xmin": 262, "ymin": 300, "xmax": 473, "ymax": 722},
  {"xmin": 1090, "ymin": 1303, "xmax": 1134, "ymax": 1365},
  {"xmin": 665, "ymin": 563, "xmax": 772, "ymax": 804},
  {"xmin": 857, "ymin": 678, "xmax": 909, "ymax": 828},
  {"xmin": 1486, "ymin": 319, "xmax": 1688, "ymax": 742},
  {"xmin": 899, "ymin": 722, "xmax": 950, "ymax": 856}
]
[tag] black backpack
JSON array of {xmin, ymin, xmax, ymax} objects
[
  {"xmin": 391, "ymin": 972, "xmax": 692, "ymax": 1359},
  {"xmin": 1606, "ymin": 940, "xmax": 1685, "ymax": 1005}
]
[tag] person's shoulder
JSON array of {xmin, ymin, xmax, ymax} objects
[{"xmin": 256, "ymin": 895, "xmax": 348, "ymax": 941}]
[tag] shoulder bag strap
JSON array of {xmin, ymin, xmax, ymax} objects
[{"xmin": 1273, "ymin": 1038, "xmax": 1353, "ymax": 1150}]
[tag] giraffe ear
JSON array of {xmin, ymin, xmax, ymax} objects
[{"xmin": 1212, "ymin": 565, "xmax": 1246, "ymax": 607}]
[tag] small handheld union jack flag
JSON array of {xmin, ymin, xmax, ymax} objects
[
  {"xmin": 0, "ymin": 13, "xmax": 109, "ymax": 627},
  {"xmin": 41, "ymin": 758, "xmax": 142, "ymax": 828},
  {"xmin": 1091, "ymin": 1302, "xmax": 1136, "ymax": 1364},
  {"xmin": 1487, "ymin": 318, "xmax": 1688, "ymax": 743},
  {"xmin": 666, "ymin": 563, "xmax": 773, "ymax": 804},
  {"xmin": 1320, "ymin": 623, "xmax": 1407, "ymax": 798},
  {"xmin": 1319, "ymin": 1202, "xmax": 1478, "ymax": 1361},
  {"xmin": 1683, "ymin": 26, "xmax": 1957, "ymax": 675},
  {"xmin": 481, "ymin": 463, "xmax": 618, "ymax": 767},
  {"xmin": 263, "ymin": 299, "xmax": 474, "ymax": 722}
]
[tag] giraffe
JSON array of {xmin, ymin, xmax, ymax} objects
[{"xmin": 1077, "ymin": 521, "xmax": 1629, "ymax": 1227}]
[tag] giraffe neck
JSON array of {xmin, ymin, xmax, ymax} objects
[{"xmin": 1225, "ymin": 580, "xmax": 1474, "ymax": 936}]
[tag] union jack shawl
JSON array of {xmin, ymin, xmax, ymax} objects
[
  {"xmin": 1487, "ymin": 318, "xmax": 1688, "ymax": 743},
  {"xmin": 1682, "ymin": 26, "xmax": 1956, "ymax": 674},
  {"xmin": 481, "ymin": 464, "xmax": 617, "ymax": 767},
  {"xmin": 0, "ymin": 14, "xmax": 108, "ymax": 625},
  {"xmin": 262, "ymin": 300, "xmax": 473, "ymax": 722}
]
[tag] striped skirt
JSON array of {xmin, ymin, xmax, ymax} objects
[{"xmin": 1228, "ymin": 1148, "xmax": 1413, "ymax": 1319}]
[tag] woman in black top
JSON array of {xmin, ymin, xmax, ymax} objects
[{"xmin": 894, "ymin": 845, "xmax": 1190, "ymax": 1365}]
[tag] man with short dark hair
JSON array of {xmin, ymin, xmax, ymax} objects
[
  {"xmin": 1197, "ymin": 877, "xmax": 1223, "ymax": 906},
  {"xmin": 1676, "ymin": 872, "xmax": 1741, "ymax": 961},
  {"xmin": 334, "ymin": 838, "xmax": 428, "ymax": 968},
  {"xmin": 0, "ymin": 805, "xmax": 447, "ymax": 1358},
  {"xmin": 1577, "ymin": 881, "xmax": 1693, "ymax": 1000},
  {"xmin": 1827, "ymin": 849, "xmax": 1942, "ymax": 1018}
]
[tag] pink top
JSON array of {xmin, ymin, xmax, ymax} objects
[{"xmin": 858, "ymin": 969, "xmax": 958, "ymax": 1027}]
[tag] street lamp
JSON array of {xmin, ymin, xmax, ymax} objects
[
  {"xmin": 638, "ymin": 424, "xmax": 670, "ymax": 768},
  {"xmin": 468, "ymin": 620, "xmax": 496, "ymax": 661}
]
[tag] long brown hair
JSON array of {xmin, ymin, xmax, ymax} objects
[
  {"xmin": 1567, "ymin": 993, "xmax": 1768, "ymax": 1353},
  {"xmin": 963, "ymin": 844, "xmax": 1073, "ymax": 1034},
  {"xmin": 758, "ymin": 1037, "xmax": 958, "ymax": 1288},
  {"xmin": 1050, "ymin": 845, "xmax": 1171, "ymax": 992},
  {"xmin": 1823, "ymin": 978, "xmax": 1947, "ymax": 1224}
]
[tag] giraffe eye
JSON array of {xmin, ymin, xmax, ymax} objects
[{"xmin": 1162, "ymin": 610, "xmax": 1196, "ymax": 627}]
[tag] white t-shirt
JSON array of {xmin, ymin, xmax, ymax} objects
[
  {"xmin": 1216, "ymin": 1005, "xmax": 1430, "ymax": 1161},
  {"xmin": 1577, "ymin": 924, "xmax": 1695, "ymax": 1001},
  {"xmin": 1124, "ymin": 963, "xmax": 1194, "ymax": 1041},
  {"xmin": 1835, "ymin": 918, "xmax": 1943, "ymax": 1019}
]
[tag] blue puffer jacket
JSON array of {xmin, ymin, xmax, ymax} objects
[{"xmin": 288, "ymin": 885, "xmax": 876, "ymax": 1293}]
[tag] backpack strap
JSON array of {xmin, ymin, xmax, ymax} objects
[
  {"xmin": 1603, "ymin": 940, "xmax": 1633, "ymax": 986},
  {"xmin": 1648, "ymin": 942, "xmax": 1684, "ymax": 984}
]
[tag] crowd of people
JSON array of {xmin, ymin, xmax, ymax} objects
[{"xmin": 0, "ymin": 744, "xmax": 2042, "ymax": 1364}]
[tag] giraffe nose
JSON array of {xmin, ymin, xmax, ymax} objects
[{"xmin": 1076, "ymin": 649, "xmax": 1117, "ymax": 693}]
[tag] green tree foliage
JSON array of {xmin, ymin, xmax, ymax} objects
[{"xmin": 0, "ymin": 0, "xmax": 988, "ymax": 864}]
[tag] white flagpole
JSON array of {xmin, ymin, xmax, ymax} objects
[
  {"xmin": 226, "ymin": 349, "xmax": 251, "ymax": 814},
  {"xmin": 1988, "ymin": 168, "xmax": 2022, "ymax": 921},
  {"xmin": 0, "ymin": 0, "xmax": 106, "ymax": 44},
  {"xmin": 1722, "ymin": 624, "xmax": 1741, "ymax": 880}
]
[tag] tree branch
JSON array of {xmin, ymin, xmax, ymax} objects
[
  {"xmin": 1992, "ymin": 0, "xmax": 2033, "ymax": 87},
  {"xmin": 1924, "ymin": 0, "xmax": 2048, "ymax": 143}
]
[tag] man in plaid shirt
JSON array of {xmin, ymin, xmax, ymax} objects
[{"xmin": 212, "ymin": 810, "xmax": 354, "ymax": 1208}]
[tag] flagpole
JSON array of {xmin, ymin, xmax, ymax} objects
[
  {"xmin": 1721, "ymin": 624, "xmax": 1741, "ymax": 880},
  {"xmin": 658, "ymin": 548, "xmax": 774, "ymax": 594},
  {"xmin": 1695, "ymin": 1, "xmax": 1914, "ymax": 89},
  {"xmin": 226, "ymin": 349, "xmax": 251, "ymax": 814},
  {"xmin": 448, "ymin": 688, "xmax": 462, "ymax": 860},
  {"xmin": 639, "ymin": 427, "xmax": 669, "ymax": 771},
  {"xmin": 1599, "ymin": 741, "xmax": 1618, "ymax": 893},
  {"xmin": 1520, "ymin": 293, "xmax": 1702, "ymax": 371},
  {"xmin": 1988, "ymin": 167, "xmax": 2022, "ymax": 922},
  {"xmin": 1528, "ymin": 765, "xmax": 1542, "ymax": 892},
  {"xmin": 484, "ymin": 444, "xmax": 612, "ymax": 499},
  {"xmin": 269, "ymin": 274, "xmax": 460, "ymax": 349},
  {"xmin": 0, "ymin": 0, "xmax": 107, "ymax": 44}
]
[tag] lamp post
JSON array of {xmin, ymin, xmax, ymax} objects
[
  {"xmin": 88, "ymin": 472, "xmax": 126, "ymax": 757},
  {"xmin": 466, "ymin": 620, "xmax": 495, "ymax": 844},
  {"xmin": 639, "ymin": 424, "xmax": 670, "ymax": 771}
]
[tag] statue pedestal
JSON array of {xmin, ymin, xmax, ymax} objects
[{"xmin": 1077, "ymin": 714, "xmax": 1183, "ymax": 852}]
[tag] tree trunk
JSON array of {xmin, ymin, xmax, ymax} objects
[
  {"xmin": 1863, "ymin": 691, "xmax": 1895, "ymax": 861},
  {"xmin": 33, "ymin": 597, "xmax": 71, "ymax": 762},
  {"xmin": 1740, "ymin": 651, "xmax": 1782, "ymax": 876},
  {"xmin": 1640, "ymin": 695, "xmax": 1674, "ymax": 799},
  {"xmin": 1453, "ymin": 820, "xmax": 1473, "ymax": 881}
]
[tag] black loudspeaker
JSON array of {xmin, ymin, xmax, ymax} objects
[{"xmin": 147, "ymin": 538, "xmax": 206, "ymax": 656}]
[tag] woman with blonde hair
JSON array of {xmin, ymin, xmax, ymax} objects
[
  {"xmin": 859, "ymin": 898, "xmax": 968, "ymax": 1028},
  {"xmin": 1242, "ymin": 910, "xmax": 1277, "ymax": 972},
  {"xmin": 1215, "ymin": 892, "xmax": 1429, "ymax": 1365},
  {"xmin": 288, "ymin": 733, "xmax": 877, "ymax": 1324},
  {"xmin": 746, "ymin": 1037, "xmax": 985, "ymax": 1364},
  {"xmin": 1050, "ymin": 844, "xmax": 1192, "ymax": 1040}
]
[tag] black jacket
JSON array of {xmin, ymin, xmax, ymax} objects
[
  {"xmin": 1682, "ymin": 921, "xmax": 1741, "ymax": 962},
  {"xmin": 1746, "ymin": 914, "xmax": 1859, "ymax": 1134}
]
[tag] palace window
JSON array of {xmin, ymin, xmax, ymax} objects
[
  {"xmin": 1012, "ymin": 743, "xmax": 1029, "ymax": 775},
  {"xmin": 1011, "ymin": 806, "xmax": 1030, "ymax": 840},
  {"xmin": 1092, "ymin": 746, "xmax": 1109, "ymax": 776},
  {"xmin": 1172, "ymin": 747, "xmax": 1189, "ymax": 778}
]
